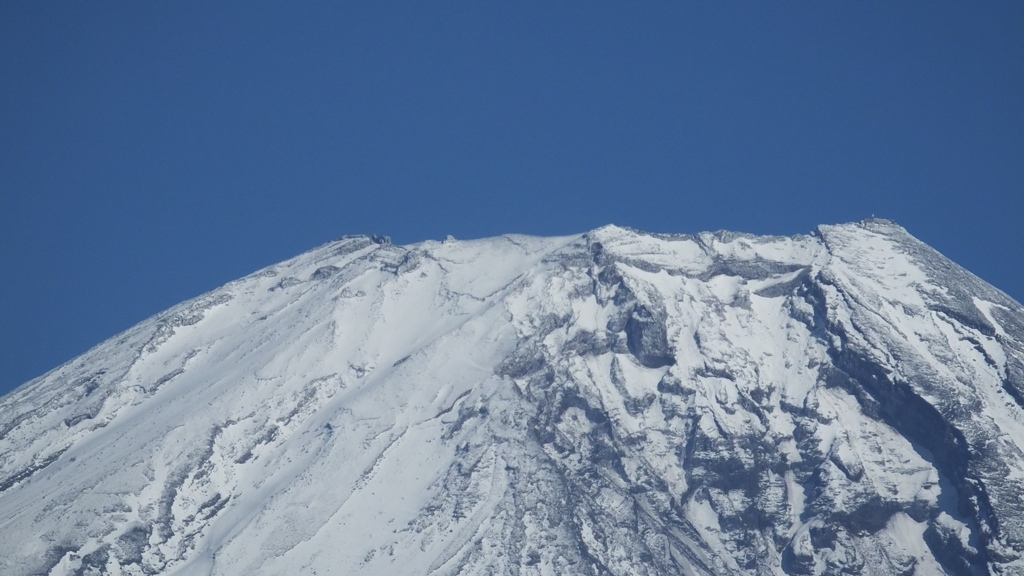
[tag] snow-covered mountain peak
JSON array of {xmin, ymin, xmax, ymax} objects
[{"xmin": 2, "ymin": 222, "xmax": 1023, "ymax": 576}]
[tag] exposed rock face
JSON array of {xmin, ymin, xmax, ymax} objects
[{"xmin": 1, "ymin": 220, "xmax": 1023, "ymax": 576}]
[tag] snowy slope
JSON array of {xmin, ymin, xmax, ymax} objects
[{"xmin": 1, "ymin": 220, "xmax": 1023, "ymax": 576}]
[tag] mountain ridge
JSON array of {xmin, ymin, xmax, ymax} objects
[{"xmin": 2, "ymin": 220, "xmax": 1023, "ymax": 576}]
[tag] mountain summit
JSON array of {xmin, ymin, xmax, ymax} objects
[{"xmin": 2, "ymin": 221, "xmax": 1023, "ymax": 576}]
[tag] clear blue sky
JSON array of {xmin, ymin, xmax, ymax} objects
[{"xmin": 2, "ymin": 2, "xmax": 1022, "ymax": 396}]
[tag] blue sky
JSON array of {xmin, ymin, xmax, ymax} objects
[{"xmin": 1, "ymin": 2, "xmax": 1022, "ymax": 396}]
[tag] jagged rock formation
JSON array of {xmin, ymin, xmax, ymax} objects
[{"xmin": 1, "ymin": 220, "xmax": 1023, "ymax": 576}]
